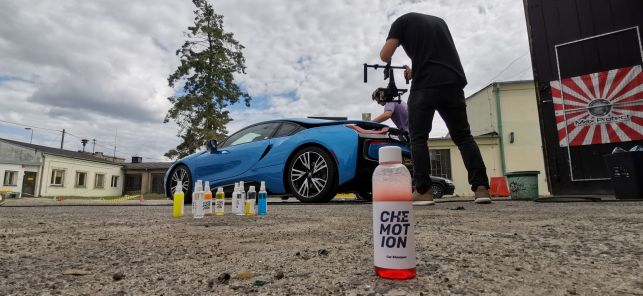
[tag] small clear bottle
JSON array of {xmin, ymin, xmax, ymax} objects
[
  {"xmin": 237, "ymin": 181, "xmax": 246, "ymax": 216},
  {"xmin": 193, "ymin": 181, "xmax": 204, "ymax": 219},
  {"xmin": 245, "ymin": 185, "xmax": 257, "ymax": 216},
  {"xmin": 372, "ymin": 146, "xmax": 416, "ymax": 280},
  {"xmin": 231, "ymin": 183, "xmax": 239, "ymax": 215},
  {"xmin": 215, "ymin": 187, "xmax": 225, "ymax": 216},
  {"xmin": 258, "ymin": 181, "xmax": 268, "ymax": 215}
]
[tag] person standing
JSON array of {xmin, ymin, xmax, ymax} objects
[{"xmin": 379, "ymin": 12, "xmax": 492, "ymax": 205}]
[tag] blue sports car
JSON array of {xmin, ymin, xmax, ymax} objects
[{"xmin": 164, "ymin": 118, "xmax": 454, "ymax": 203}]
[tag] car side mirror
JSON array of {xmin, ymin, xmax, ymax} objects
[{"xmin": 207, "ymin": 140, "xmax": 218, "ymax": 152}]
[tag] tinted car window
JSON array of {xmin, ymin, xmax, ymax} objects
[
  {"xmin": 274, "ymin": 122, "xmax": 302, "ymax": 138},
  {"xmin": 220, "ymin": 123, "xmax": 280, "ymax": 148}
]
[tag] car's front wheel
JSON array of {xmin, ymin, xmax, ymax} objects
[
  {"xmin": 168, "ymin": 164, "xmax": 193, "ymax": 204},
  {"xmin": 286, "ymin": 147, "xmax": 337, "ymax": 203}
]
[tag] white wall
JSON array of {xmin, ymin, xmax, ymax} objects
[
  {"xmin": 39, "ymin": 154, "xmax": 124, "ymax": 197},
  {"xmin": 0, "ymin": 163, "xmax": 41, "ymax": 197}
]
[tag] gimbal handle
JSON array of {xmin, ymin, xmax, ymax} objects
[{"xmin": 363, "ymin": 63, "xmax": 410, "ymax": 84}]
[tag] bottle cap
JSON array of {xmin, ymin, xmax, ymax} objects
[
  {"xmin": 217, "ymin": 187, "xmax": 223, "ymax": 193},
  {"xmin": 378, "ymin": 146, "xmax": 402, "ymax": 164},
  {"xmin": 249, "ymin": 185, "xmax": 255, "ymax": 192},
  {"xmin": 175, "ymin": 183, "xmax": 183, "ymax": 193},
  {"xmin": 260, "ymin": 181, "xmax": 266, "ymax": 191},
  {"xmin": 195, "ymin": 180, "xmax": 202, "ymax": 191},
  {"xmin": 239, "ymin": 181, "xmax": 244, "ymax": 190},
  {"xmin": 204, "ymin": 181, "xmax": 211, "ymax": 192}
]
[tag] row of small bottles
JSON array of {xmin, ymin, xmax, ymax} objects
[{"xmin": 172, "ymin": 180, "xmax": 267, "ymax": 218}]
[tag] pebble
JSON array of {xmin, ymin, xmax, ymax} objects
[
  {"xmin": 112, "ymin": 272, "xmax": 125, "ymax": 281},
  {"xmin": 274, "ymin": 271, "xmax": 285, "ymax": 280},
  {"xmin": 254, "ymin": 279, "xmax": 267, "ymax": 286},
  {"xmin": 217, "ymin": 272, "xmax": 231, "ymax": 284},
  {"xmin": 317, "ymin": 249, "xmax": 329, "ymax": 256}
]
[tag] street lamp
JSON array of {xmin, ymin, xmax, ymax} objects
[{"xmin": 25, "ymin": 128, "xmax": 33, "ymax": 144}]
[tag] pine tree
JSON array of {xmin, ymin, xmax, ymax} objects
[{"xmin": 164, "ymin": 0, "xmax": 250, "ymax": 159}]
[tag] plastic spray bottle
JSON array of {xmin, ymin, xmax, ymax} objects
[
  {"xmin": 172, "ymin": 184, "xmax": 184, "ymax": 218},
  {"xmin": 231, "ymin": 183, "xmax": 239, "ymax": 215},
  {"xmin": 193, "ymin": 181, "xmax": 204, "ymax": 219},
  {"xmin": 215, "ymin": 187, "xmax": 225, "ymax": 216},
  {"xmin": 245, "ymin": 185, "xmax": 257, "ymax": 216},
  {"xmin": 237, "ymin": 181, "xmax": 246, "ymax": 216},
  {"xmin": 192, "ymin": 180, "xmax": 201, "ymax": 216},
  {"xmin": 258, "ymin": 181, "xmax": 268, "ymax": 215},
  {"xmin": 204, "ymin": 181, "xmax": 213, "ymax": 216},
  {"xmin": 372, "ymin": 146, "xmax": 416, "ymax": 280}
]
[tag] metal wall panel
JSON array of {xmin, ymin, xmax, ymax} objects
[{"xmin": 523, "ymin": 0, "xmax": 643, "ymax": 195}]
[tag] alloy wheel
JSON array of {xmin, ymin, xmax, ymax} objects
[
  {"xmin": 290, "ymin": 151, "xmax": 329, "ymax": 198},
  {"xmin": 170, "ymin": 167, "xmax": 190, "ymax": 195}
]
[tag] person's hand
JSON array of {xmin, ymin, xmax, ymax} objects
[{"xmin": 403, "ymin": 65, "xmax": 412, "ymax": 80}]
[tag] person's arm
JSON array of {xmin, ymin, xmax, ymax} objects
[
  {"xmin": 380, "ymin": 38, "xmax": 399, "ymax": 63},
  {"xmin": 372, "ymin": 111, "xmax": 393, "ymax": 123}
]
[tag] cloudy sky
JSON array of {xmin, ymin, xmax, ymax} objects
[{"xmin": 0, "ymin": 0, "xmax": 532, "ymax": 161}]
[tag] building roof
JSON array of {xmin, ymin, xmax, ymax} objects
[
  {"xmin": 123, "ymin": 162, "xmax": 173, "ymax": 170},
  {"xmin": 466, "ymin": 80, "xmax": 534, "ymax": 100},
  {"xmin": 0, "ymin": 137, "xmax": 124, "ymax": 165}
]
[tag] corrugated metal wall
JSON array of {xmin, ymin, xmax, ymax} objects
[{"xmin": 523, "ymin": 0, "xmax": 643, "ymax": 195}]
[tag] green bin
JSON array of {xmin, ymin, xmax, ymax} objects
[{"xmin": 505, "ymin": 171, "xmax": 540, "ymax": 200}]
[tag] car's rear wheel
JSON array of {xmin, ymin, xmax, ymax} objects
[
  {"xmin": 286, "ymin": 147, "xmax": 337, "ymax": 203},
  {"xmin": 168, "ymin": 164, "xmax": 192, "ymax": 204},
  {"xmin": 431, "ymin": 183, "xmax": 445, "ymax": 199}
]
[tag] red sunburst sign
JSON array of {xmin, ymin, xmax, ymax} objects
[{"xmin": 550, "ymin": 65, "xmax": 643, "ymax": 147}]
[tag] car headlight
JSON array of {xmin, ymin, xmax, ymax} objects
[{"xmin": 445, "ymin": 180, "xmax": 453, "ymax": 185}]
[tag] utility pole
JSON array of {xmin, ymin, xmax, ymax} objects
[
  {"xmin": 60, "ymin": 129, "xmax": 66, "ymax": 149},
  {"xmin": 113, "ymin": 128, "xmax": 117, "ymax": 163},
  {"xmin": 92, "ymin": 139, "xmax": 96, "ymax": 154}
]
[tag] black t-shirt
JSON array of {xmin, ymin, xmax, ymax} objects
[{"xmin": 387, "ymin": 13, "xmax": 467, "ymax": 90}]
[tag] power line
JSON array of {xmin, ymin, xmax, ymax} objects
[
  {"xmin": 0, "ymin": 119, "xmax": 165, "ymax": 162},
  {"xmin": 485, "ymin": 52, "xmax": 529, "ymax": 86}
]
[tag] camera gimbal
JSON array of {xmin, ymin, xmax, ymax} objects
[{"xmin": 363, "ymin": 63, "xmax": 409, "ymax": 103}]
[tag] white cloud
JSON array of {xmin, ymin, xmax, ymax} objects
[{"xmin": 0, "ymin": 0, "xmax": 532, "ymax": 161}]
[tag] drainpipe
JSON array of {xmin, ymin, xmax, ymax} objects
[{"xmin": 494, "ymin": 83, "xmax": 507, "ymax": 175}]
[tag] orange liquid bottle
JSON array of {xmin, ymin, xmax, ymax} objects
[{"xmin": 372, "ymin": 146, "xmax": 416, "ymax": 280}]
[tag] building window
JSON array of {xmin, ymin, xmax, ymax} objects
[
  {"xmin": 430, "ymin": 149, "xmax": 452, "ymax": 180},
  {"xmin": 3, "ymin": 171, "xmax": 18, "ymax": 186},
  {"xmin": 111, "ymin": 175, "xmax": 119, "ymax": 188},
  {"xmin": 51, "ymin": 169, "xmax": 65, "ymax": 186},
  {"xmin": 95, "ymin": 174, "xmax": 105, "ymax": 189},
  {"xmin": 75, "ymin": 171, "xmax": 87, "ymax": 188}
]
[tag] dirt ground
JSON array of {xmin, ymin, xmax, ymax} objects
[{"xmin": 1, "ymin": 199, "xmax": 642, "ymax": 296}]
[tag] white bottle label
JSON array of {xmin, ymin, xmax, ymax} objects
[{"xmin": 372, "ymin": 202, "xmax": 416, "ymax": 269}]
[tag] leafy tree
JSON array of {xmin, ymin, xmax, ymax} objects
[{"xmin": 164, "ymin": 0, "xmax": 250, "ymax": 159}]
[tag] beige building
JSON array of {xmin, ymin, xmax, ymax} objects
[
  {"xmin": 428, "ymin": 81, "xmax": 550, "ymax": 197},
  {"xmin": 0, "ymin": 138, "xmax": 124, "ymax": 197}
]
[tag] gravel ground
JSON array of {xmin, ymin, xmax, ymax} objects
[{"xmin": 1, "ymin": 199, "xmax": 642, "ymax": 296}]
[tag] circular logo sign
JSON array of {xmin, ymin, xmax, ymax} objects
[{"xmin": 587, "ymin": 99, "xmax": 612, "ymax": 117}]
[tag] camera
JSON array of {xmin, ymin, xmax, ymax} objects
[{"xmin": 363, "ymin": 63, "xmax": 408, "ymax": 103}]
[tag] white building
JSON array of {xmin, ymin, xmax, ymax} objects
[{"xmin": 0, "ymin": 138, "xmax": 124, "ymax": 197}]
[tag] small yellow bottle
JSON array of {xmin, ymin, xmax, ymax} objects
[
  {"xmin": 245, "ymin": 185, "xmax": 257, "ymax": 216},
  {"xmin": 215, "ymin": 187, "xmax": 225, "ymax": 216},
  {"xmin": 172, "ymin": 185, "xmax": 184, "ymax": 218}
]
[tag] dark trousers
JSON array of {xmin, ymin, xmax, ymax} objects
[{"xmin": 408, "ymin": 87, "xmax": 490, "ymax": 193}]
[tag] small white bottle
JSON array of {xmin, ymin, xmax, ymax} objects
[
  {"xmin": 192, "ymin": 180, "xmax": 202, "ymax": 216},
  {"xmin": 193, "ymin": 181, "xmax": 204, "ymax": 219},
  {"xmin": 231, "ymin": 183, "xmax": 239, "ymax": 214},
  {"xmin": 237, "ymin": 181, "xmax": 246, "ymax": 216}
]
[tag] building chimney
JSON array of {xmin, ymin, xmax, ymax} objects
[{"xmin": 132, "ymin": 156, "xmax": 143, "ymax": 163}]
